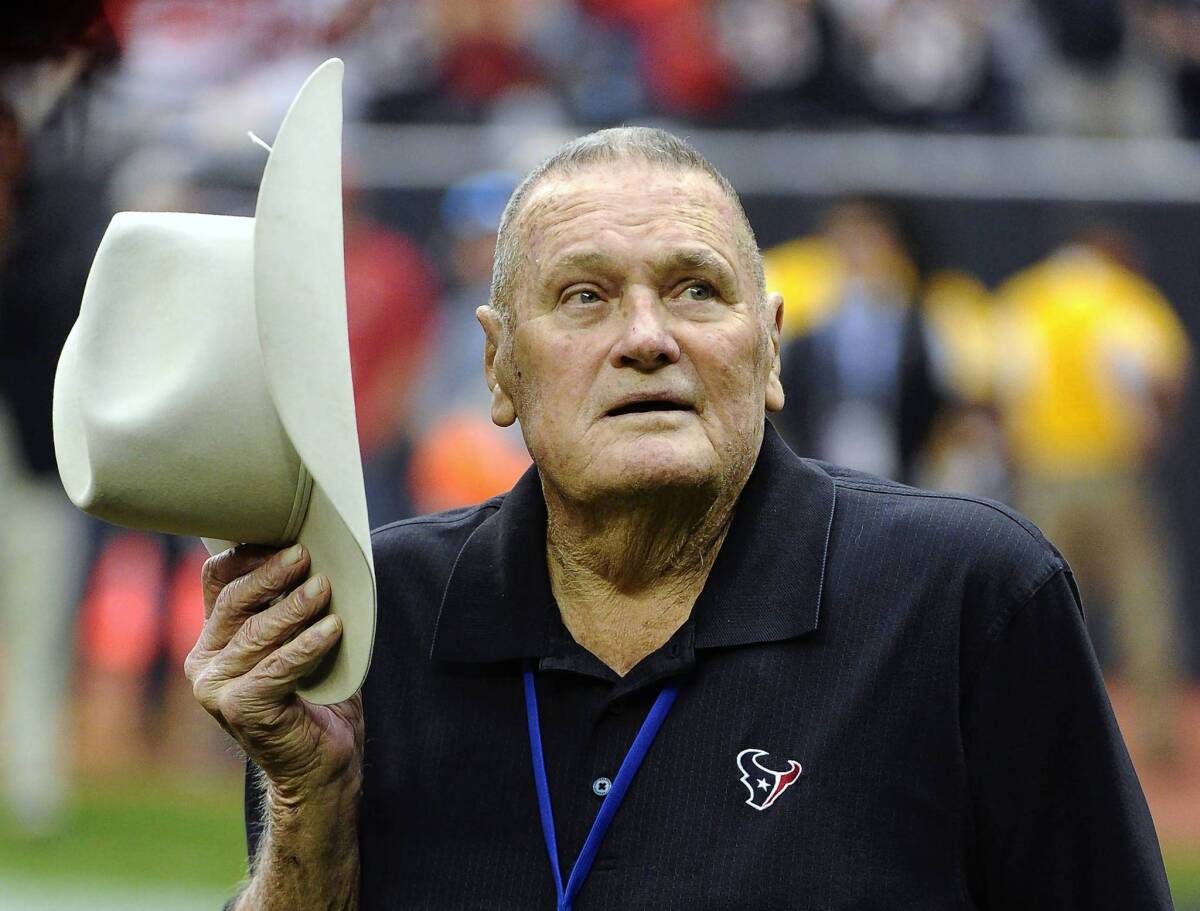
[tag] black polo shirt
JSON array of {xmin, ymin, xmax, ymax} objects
[{"xmin": 242, "ymin": 424, "xmax": 1172, "ymax": 909}]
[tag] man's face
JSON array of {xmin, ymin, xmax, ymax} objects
[{"xmin": 480, "ymin": 163, "xmax": 784, "ymax": 504}]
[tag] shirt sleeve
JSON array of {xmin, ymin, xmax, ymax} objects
[{"xmin": 962, "ymin": 568, "xmax": 1174, "ymax": 909}]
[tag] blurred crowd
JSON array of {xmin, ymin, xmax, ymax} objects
[
  {"xmin": 33, "ymin": 0, "xmax": 1200, "ymax": 139},
  {"xmin": 767, "ymin": 203, "xmax": 1191, "ymax": 768},
  {"xmin": 0, "ymin": 0, "xmax": 1196, "ymax": 841}
]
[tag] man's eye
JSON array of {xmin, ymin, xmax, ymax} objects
[
  {"xmin": 565, "ymin": 289, "xmax": 601, "ymax": 305},
  {"xmin": 682, "ymin": 283, "xmax": 715, "ymax": 301}
]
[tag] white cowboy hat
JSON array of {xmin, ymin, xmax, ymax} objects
[{"xmin": 51, "ymin": 58, "xmax": 374, "ymax": 705}]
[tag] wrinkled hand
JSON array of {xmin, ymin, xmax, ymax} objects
[{"xmin": 185, "ymin": 544, "xmax": 363, "ymax": 797}]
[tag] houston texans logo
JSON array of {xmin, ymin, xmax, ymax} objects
[{"xmin": 736, "ymin": 748, "xmax": 802, "ymax": 811}]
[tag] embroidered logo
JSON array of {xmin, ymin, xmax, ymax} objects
[{"xmin": 736, "ymin": 748, "xmax": 802, "ymax": 811}]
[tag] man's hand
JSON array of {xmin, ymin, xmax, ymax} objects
[
  {"xmin": 186, "ymin": 543, "xmax": 362, "ymax": 910},
  {"xmin": 185, "ymin": 543, "xmax": 363, "ymax": 794}
]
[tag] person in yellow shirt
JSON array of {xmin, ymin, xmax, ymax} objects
[
  {"xmin": 916, "ymin": 270, "xmax": 1009, "ymax": 501},
  {"xmin": 994, "ymin": 227, "xmax": 1191, "ymax": 760}
]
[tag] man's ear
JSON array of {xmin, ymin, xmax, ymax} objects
[
  {"xmin": 477, "ymin": 305, "xmax": 516, "ymax": 427},
  {"xmin": 765, "ymin": 292, "xmax": 785, "ymax": 413}
]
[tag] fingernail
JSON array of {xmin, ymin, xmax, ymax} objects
[
  {"xmin": 281, "ymin": 544, "xmax": 304, "ymax": 566},
  {"xmin": 316, "ymin": 614, "xmax": 340, "ymax": 638},
  {"xmin": 303, "ymin": 575, "xmax": 325, "ymax": 599}
]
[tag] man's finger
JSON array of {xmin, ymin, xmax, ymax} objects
[
  {"xmin": 247, "ymin": 613, "xmax": 342, "ymax": 702},
  {"xmin": 201, "ymin": 544, "xmax": 280, "ymax": 618},
  {"xmin": 208, "ymin": 575, "xmax": 331, "ymax": 682},
  {"xmin": 198, "ymin": 544, "xmax": 308, "ymax": 651}
]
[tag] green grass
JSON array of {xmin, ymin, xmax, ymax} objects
[
  {"xmin": 1168, "ymin": 848, "xmax": 1200, "ymax": 907},
  {"xmin": 0, "ymin": 773, "xmax": 246, "ymax": 891},
  {"xmin": 3, "ymin": 775, "xmax": 1200, "ymax": 908}
]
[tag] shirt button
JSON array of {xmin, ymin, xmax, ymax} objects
[{"xmin": 592, "ymin": 777, "xmax": 612, "ymax": 797}]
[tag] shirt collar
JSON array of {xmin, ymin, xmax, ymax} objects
[{"xmin": 430, "ymin": 421, "xmax": 836, "ymax": 664}]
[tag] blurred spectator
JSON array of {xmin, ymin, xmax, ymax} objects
[
  {"xmin": 822, "ymin": 0, "xmax": 1003, "ymax": 128},
  {"xmin": 410, "ymin": 172, "xmax": 530, "ymax": 513},
  {"xmin": 409, "ymin": 414, "xmax": 534, "ymax": 512},
  {"xmin": 0, "ymin": 100, "xmax": 24, "ymax": 241},
  {"xmin": 526, "ymin": 3, "xmax": 648, "ymax": 124},
  {"xmin": 0, "ymin": 1, "xmax": 114, "ymax": 64},
  {"xmin": 0, "ymin": 57, "xmax": 105, "ymax": 832},
  {"xmin": 1146, "ymin": 0, "xmax": 1200, "ymax": 137},
  {"xmin": 713, "ymin": 0, "xmax": 851, "ymax": 128},
  {"xmin": 994, "ymin": 227, "xmax": 1191, "ymax": 759},
  {"xmin": 100, "ymin": 0, "xmax": 403, "ymax": 174},
  {"xmin": 74, "ymin": 529, "xmax": 212, "ymax": 774},
  {"xmin": 415, "ymin": 172, "xmax": 517, "ymax": 425},
  {"xmin": 1022, "ymin": 0, "xmax": 1174, "ymax": 135},
  {"xmin": 1032, "ymin": 0, "xmax": 1125, "ymax": 66},
  {"xmin": 586, "ymin": 0, "xmax": 735, "ymax": 117},
  {"xmin": 770, "ymin": 200, "xmax": 942, "ymax": 482},
  {"xmin": 761, "ymin": 229, "xmax": 845, "ymax": 341},
  {"xmin": 344, "ymin": 183, "xmax": 441, "ymax": 526},
  {"xmin": 429, "ymin": 0, "xmax": 547, "ymax": 117},
  {"xmin": 914, "ymin": 269, "xmax": 1009, "ymax": 500}
]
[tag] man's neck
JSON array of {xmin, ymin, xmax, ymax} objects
[{"xmin": 542, "ymin": 480, "xmax": 743, "ymax": 677}]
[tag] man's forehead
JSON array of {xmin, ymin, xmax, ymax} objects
[
  {"xmin": 497, "ymin": 159, "xmax": 763, "ymax": 319},
  {"xmin": 520, "ymin": 163, "xmax": 736, "ymax": 233}
]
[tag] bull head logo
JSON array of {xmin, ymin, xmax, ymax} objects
[{"xmin": 736, "ymin": 748, "xmax": 802, "ymax": 811}]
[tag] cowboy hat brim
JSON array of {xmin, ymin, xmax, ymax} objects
[{"xmin": 240, "ymin": 57, "xmax": 375, "ymax": 704}]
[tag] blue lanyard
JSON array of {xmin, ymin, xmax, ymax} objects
[{"xmin": 523, "ymin": 668, "xmax": 679, "ymax": 911}]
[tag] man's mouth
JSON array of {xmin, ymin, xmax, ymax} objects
[{"xmin": 605, "ymin": 398, "xmax": 693, "ymax": 417}]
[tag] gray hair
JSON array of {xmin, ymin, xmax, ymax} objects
[{"xmin": 488, "ymin": 127, "xmax": 765, "ymax": 325}]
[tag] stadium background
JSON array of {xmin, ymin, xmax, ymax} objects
[{"xmin": 3, "ymin": 0, "xmax": 1200, "ymax": 907}]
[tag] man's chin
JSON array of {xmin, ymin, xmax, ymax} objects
[{"xmin": 589, "ymin": 437, "xmax": 718, "ymax": 495}]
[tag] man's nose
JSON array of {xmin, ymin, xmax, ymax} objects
[{"xmin": 610, "ymin": 290, "xmax": 681, "ymax": 370}]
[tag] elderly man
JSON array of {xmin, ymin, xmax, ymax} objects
[{"xmin": 193, "ymin": 128, "xmax": 1171, "ymax": 910}]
